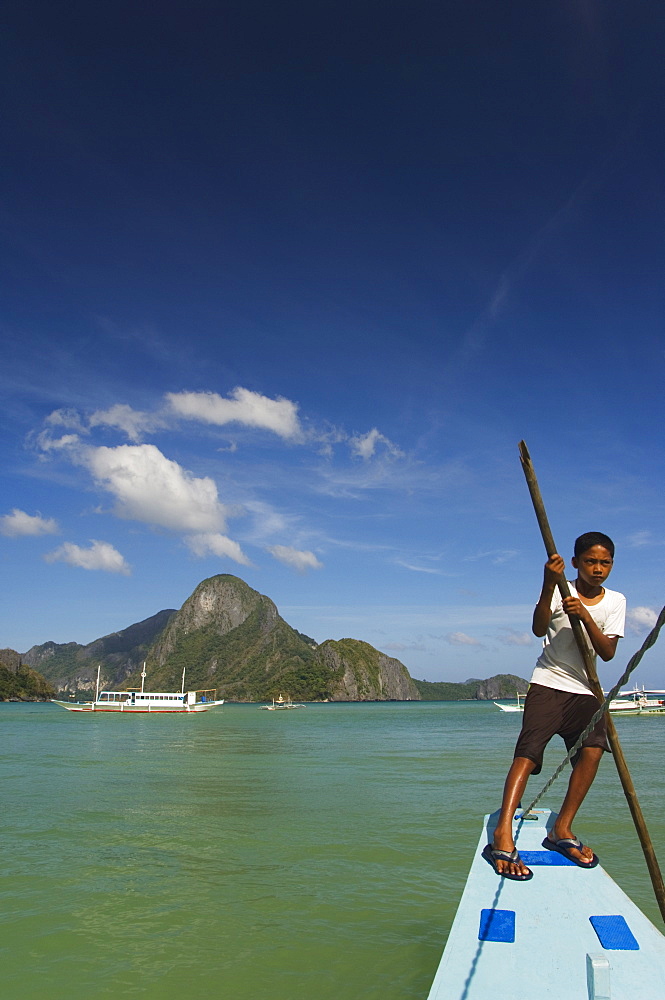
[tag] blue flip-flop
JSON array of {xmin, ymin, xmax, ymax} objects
[
  {"xmin": 482, "ymin": 843, "xmax": 533, "ymax": 881},
  {"xmin": 542, "ymin": 836, "xmax": 599, "ymax": 868}
]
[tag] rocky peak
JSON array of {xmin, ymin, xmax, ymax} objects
[
  {"xmin": 0, "ymin": 648, "xmax": 22, "ymax": 673},
  {"xmin": 150, "ymin": 574, "xmax": 278, "ymax": 665}
]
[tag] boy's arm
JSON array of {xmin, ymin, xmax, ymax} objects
[
  {"xmin": 561, "ymin": 595, "xmax": 620, "ymax": 661},
  {"xmin": 532, "ymin": 553, "xmax": 565, "ymax": 637}
]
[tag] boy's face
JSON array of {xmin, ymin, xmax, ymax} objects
[{"xmin": 571, "ymin": 545, "xmax": 613, "ymax": 588}]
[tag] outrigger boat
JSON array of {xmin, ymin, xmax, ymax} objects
[
  {"xmin": 494, "ymin": 691, "xmax": 525, "ymax": 713},
  {"xmin": 260, "ymin": 693, "xmax": 305, "ymax": 710},
  {"xmin": 495, "ymin": 688, "xmax": 665, "ymax": 716},
  {"xmin": 426, "ymin": 807, "xmax": 665, "ymax": 999},
  {"xmin": 51, "ymin": 665, "xmax": 224, "ymax": 713},
  {"xmin": 608, "ymin": 688, "xmax": 665, "ymax": 716}
]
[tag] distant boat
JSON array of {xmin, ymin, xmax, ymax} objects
[
  {"xmin": 493, "ymin": 687, "xmax": 665, "ymax": 716},
  {"xmin": 260, "ymin": 693, "xmax": 305, "ymax": 711},
  {"xmin": 51, "ymin": 665, "xmax": 224, "ymax": 713},
  {"xmin": 494, "ymin": 691, "xmax": 525, "ymax": 713},
  {"xmin": 609, "ymin": 687, "xmax": 665, "ymax": 716}
]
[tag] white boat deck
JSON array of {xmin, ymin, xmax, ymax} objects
[{"xmin": 426, "ymin": 808, "xmax": 665, "ymax": 1000}]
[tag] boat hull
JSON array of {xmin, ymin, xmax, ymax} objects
[
  {"xmin": 260, "ymin": 695, "xmax": 305, "ymax": 710},
  {"xmin": 426, "ymin": 808, "xmax": 665, "ymax": 999},
  {"xmin": 51, "ymin": 699, "xmax": 224, "ymax": 713},
  {"xmin": 610, "ymin": 700, "xmax": 665, "ymax": 716},
  {"xmin": 261, "ymin": 704, "xmax": 305, "ymax": 710}
]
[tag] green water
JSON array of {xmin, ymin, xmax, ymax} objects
[{"xmin": 2, "ymin": 701, "xmax": 664, "ymax": 999}]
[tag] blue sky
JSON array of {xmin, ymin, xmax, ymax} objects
[{"xmin": 1, "ymin": 1, "xmax": 664, "ymax": 685}]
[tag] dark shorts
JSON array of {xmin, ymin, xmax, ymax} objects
[{"xmin": 514, "ymin": 683, "xmax": 610, "ymax": 775}]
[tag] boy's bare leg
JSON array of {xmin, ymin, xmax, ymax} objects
[
  {"xmin": 547, "ymin": 746, "xmax": 603, "ymax": 864},
  {"xmin": 490, "ymin": 756, "xmax": 536, "ymax": 876}
]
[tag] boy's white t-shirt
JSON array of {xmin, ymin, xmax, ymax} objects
[{"xmin": 530, "ymin": 581, "xmax": 626, "ymax": 696}]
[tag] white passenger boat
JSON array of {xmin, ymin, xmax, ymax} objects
[
  {"xmin": 260, "ymin": 693, "xmax": 305, "ymax": 710},
  {"xmin": 609, "ymin": 688, "xmax": 665, "ymax": 716},
  {"xmin": 493, "ymin": 691, "xmax": 525, "ymax": 712},
  {"xmin": 426, "ymin": 807, "xmax": 665, "ymax": 999},
  {"xmin": 51, "ymin": 665, "xmax": 224, "ymax": 713}
]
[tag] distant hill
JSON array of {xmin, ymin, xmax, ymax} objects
[
  {"xmin": 0, "ymin": 649, "xmax": 55, "ymax": 701},
  {"xmin": 413, "ymin": 673, "xmax": 529, "ymax": 701},
  {"xmin": 20, "ymin": 609, "xmax": 176, "ymax": 692},
  {"xmin": 12, "ymin": 575, "xmax": 419, "ymax": 703},
  {"xmin": 132, "ymin": 575, "xmax": 420, "ymax": 702},
  {"xmin": 6, "ymin": 576, "xmax": 530, "ymax": 704},
  {"xmin": 413, "ymin": 678, "xmax": 478, "ymax": 700}
]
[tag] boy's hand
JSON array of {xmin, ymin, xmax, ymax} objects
[
  {"xmin": 543, "ymin": 553, "xmax": 565, "ymax": 586},
  {"xmin": 533, "ymin": 553, "xmax": 565, "ymax": 636},
  {"xmin": 562, "ymin": 595, "xmax": 591, "ymax": 626},
  {"xmin": 562, "ymin": 595, "xmax": 620, "ymax": 660}
]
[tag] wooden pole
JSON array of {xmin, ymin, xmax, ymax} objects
[{"xmin": 518, "ymin": 440, "xmax": 665, "ymax": 924}]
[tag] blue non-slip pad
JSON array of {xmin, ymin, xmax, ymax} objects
[
  {"xmin": 478, "ymin": 908, "xmax": 515, "ymax": 943},
  {"xmin": 519, "ymin": 850, "xmax": 574, "ymax": 866},
  {"xmin": 589, "ymin": 915, "xmax": 639, "ymax": 950}
]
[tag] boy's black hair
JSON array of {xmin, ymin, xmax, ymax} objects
[{"xmin": 574, "ymin": 532, "xmax": 615, "ymax": 559}]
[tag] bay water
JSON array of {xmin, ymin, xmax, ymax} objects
[{"xmin": 2, "ymin": 701, "xmax": 664, "ymax": 999}]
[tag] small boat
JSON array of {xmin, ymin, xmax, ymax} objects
[
  {"xmin": 494, "ymin": 691, "xmax": 525, "ymax": 712},
  {"xmin": 51, "ymin": 665, "xmax": 224, "ymax": 713},
  {"xmin": 260, "ymin": 693, "xmax": 305, "ymax": 710},
  {"xmin": 609, "ymin": 688, "xmax": 665, "ymax": 716},
  {"xmin": 494, "ymin": 687, "xmax": 665, "ymax": 717},
  {"xmin": 426, "ymin": 807, "xmax": 665, "ymax": 999}
]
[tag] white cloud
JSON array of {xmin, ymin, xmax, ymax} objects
[
  {"xmin": 314, "ymin": 454, "xmax": 468, "ymax": 499},
  {"xmin": 36, "ymin": 431, "xmax": 81, "ymax": 452},
  {"xmin": 46, "ymin": 408, "xmax": 88, "ymax": 433},
  {"xmin": 445, "ymin": 631, "xmax": 481, "ymax": 646},
  {"xmin": 627, "ymin": 607, "xmax": 658, "ymax": 633},
  {"xmin": 243, "ymin": 500, "xmax": 291, "ymax": 541},
  {"xmin": 312, "ymin": 424, "xmax": 347, "ymax": 457},
  {"xmin": 497, "ymin": 629, "xmax": 533, "ymax": 646},
  {"xmin": 44, "ymin": 540, "xmax": 131, "ymax": 575},
  {"xmin": 89, "ymin": 404, "xmax": 166, "ymax": 442},
  {"xmin": 267, "ymin": 545, "xmax": 323, "ymax": 573},
  {"xmin": 166, "ymin": 387, "xmax": 302, "ymax": 440},
  {"xmin": 465, "ymin": 549, "xmax": 519, "ymax": 565},
  {"xmin": 0, "ymin": 509, "xmax": 59, "ymax": 537},
  {"xmin": 83, "ymin": 443, "xmax": 229, "ymax": 533},
  {"xmin": 383, "ymin": 642, "xmax": 429, "ymax": 653},
  {"xmin": 349, "ymin": 427, "xmax": 403, "ymax": 460},
  {"xmin": 395, "ymin": 560, "xmax": 441, "ymax": 574},
  {"xmin": 627, "ymin": 531, "xmax": 652, "ymax": 548},
  {"xmin": 186, "ymin": 532, "xmax": 251, "ymax": 566}
]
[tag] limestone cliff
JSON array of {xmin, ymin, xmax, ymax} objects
[
  {"xmin": 474, "ymin": 673, "xmax": 528, "ymax": 700},
  {"xmin": 316, "ymin": 639, "xmax": 419, "ymax": 701},
  {"xmin": 150, "ymin": 575, "xmax": 273, "ymax": 664},
  {"xmin": 14, "ymin": 574, "xmax": 421, "ymax": 701},
  {"xmin": 138, "ymin": 575, "xmax": 419, "ymax": 702},
  {"xmin": 0, "ymin": 650, "xmax": 54, "ymax": 701},
  {"xmin": 0, "ymin": 648, "xmax": 22, "ymax": 673}
]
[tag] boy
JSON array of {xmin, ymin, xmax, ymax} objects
[{"xmin": 483, "ymin": 531, "xmax": 626, "ymax": 880}]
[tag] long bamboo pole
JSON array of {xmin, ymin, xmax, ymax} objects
[{"xmin": 518, "ymin": 439, "xmax": 665, "ymax": 924}]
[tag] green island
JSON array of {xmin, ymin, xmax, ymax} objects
[
  {"xmin": 413, "ymin": 673, "xmax": 529, "ymax": 701},
  {"xmin": 0, "ymin": 659, "xmax": 55, "ymax": 701},
  {"xmin": 2, "ymin": 575, "xmax": 528, "ymax": 703}
]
